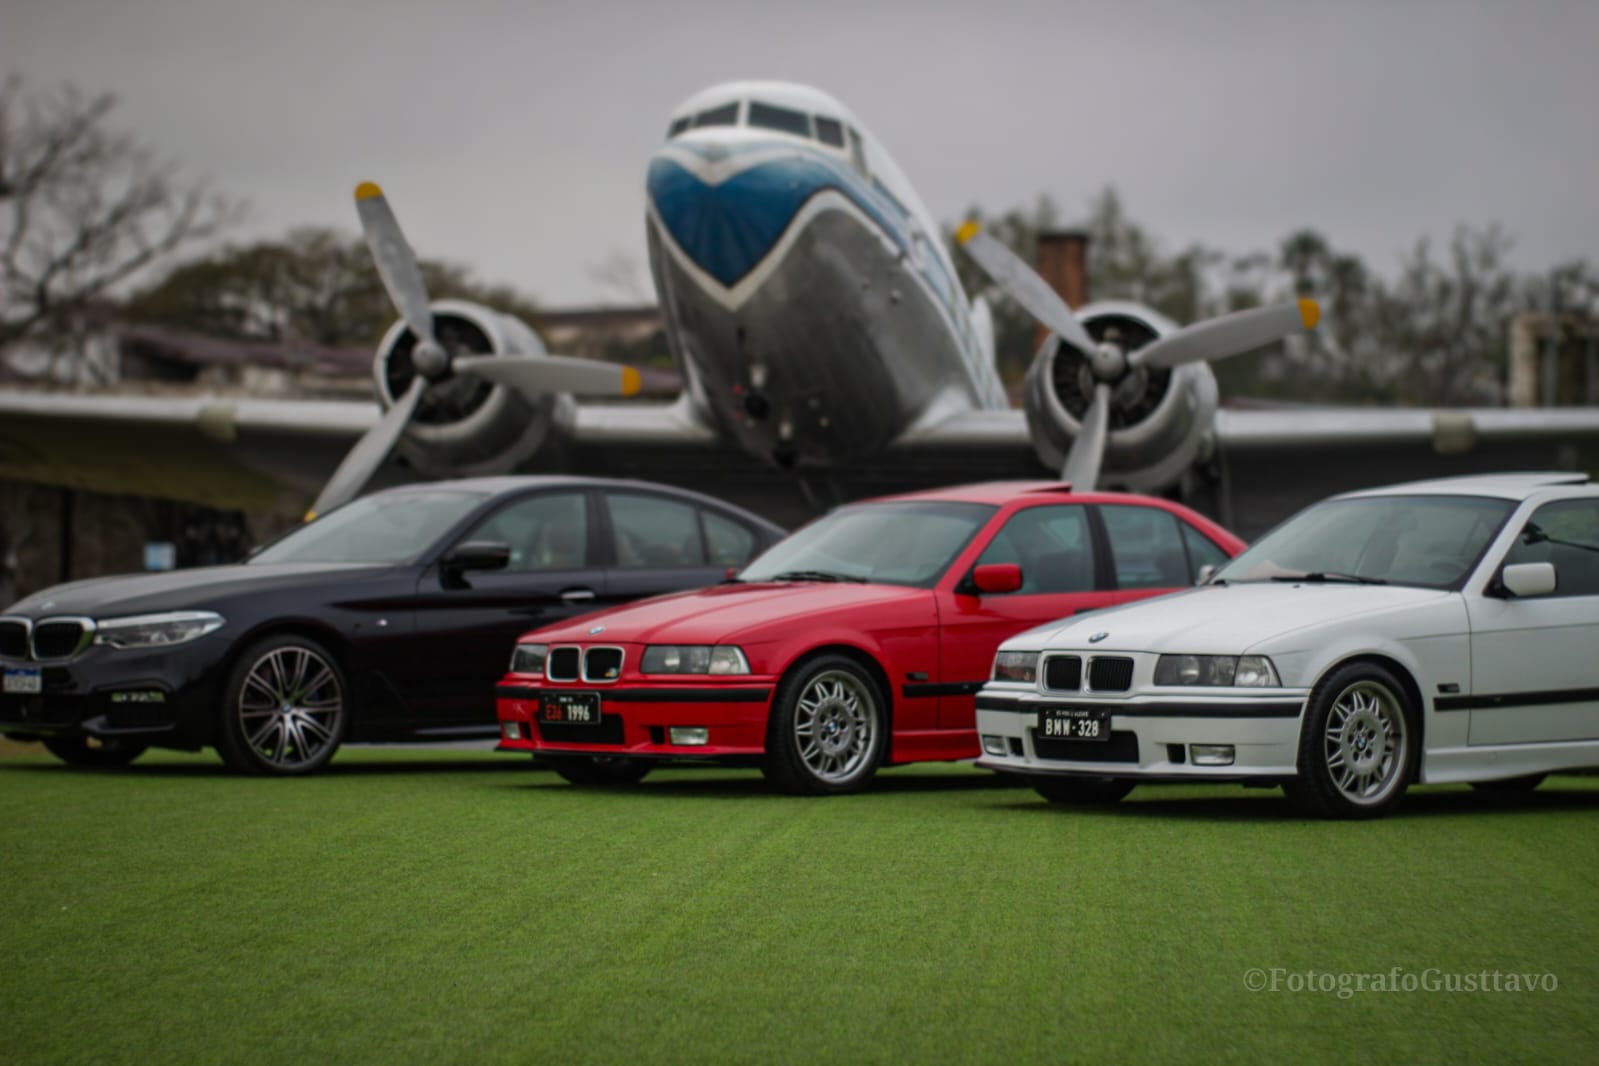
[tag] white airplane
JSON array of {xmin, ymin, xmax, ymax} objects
[{"xmin": 1, "ymin": 80, "xmax": 1594, "ymax": 536}]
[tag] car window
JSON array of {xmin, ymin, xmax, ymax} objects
[
  {"xmin": 703, "ymin": 510, "xmax": 759, "ymax": 567},
  {"xmin": 251, "ymin": 491, "xmax": 484, "ymax": 565},
  {"xmin": 609, "ymin": 493, "xmax": 707, "ymax": 568},
  {"xmin": 1180, "ymin": 522, "xmax": 1231, "ymax": 583},
  {"xmin": 1101, "ymin": 505, "xmax": 1191, "ymax": 589},
  {"xmin": 974, "ymin": 505, "xmax": 1095, "ymax": 594},
  {"xmin": 461, "ymin": 492, "xmax": 588, "ymax": 572},
  {"xmin": 1503, "ymin": 499, "xmax": 1599, "ymax": 597}
]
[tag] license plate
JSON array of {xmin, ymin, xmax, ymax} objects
[
  {"xmin": 3, "ymin": 667, "xmax": 42, "ymax": 695},
  {"xmin": 1037, "ymin": 706, "xmax": 1110, "ymax": 742},
  {"xmin": 540, "ymin": 691, "xmax": 600, "ymax": 725}
]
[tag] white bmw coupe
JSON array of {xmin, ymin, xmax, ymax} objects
[{"xmin": 975, "ymin": 473, "xmax": 1599, "ymax": 818}]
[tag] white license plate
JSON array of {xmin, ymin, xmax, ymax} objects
[{"xmin": 3, "ymin": 667, "xmax": 42, "ymax": 695}]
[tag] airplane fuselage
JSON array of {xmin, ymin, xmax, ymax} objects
[{"xmin": 645, "ymin": 84, "xmax": 1005, "ymax": 468}]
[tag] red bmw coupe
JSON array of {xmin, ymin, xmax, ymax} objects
[{"xmin": 495, "ymin": 482, "xmax": 1244, "ymax": 793}]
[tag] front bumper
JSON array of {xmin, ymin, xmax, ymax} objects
[
  {"xmin": 973, "ymin": 687, "xmax": 1308, "ymax": 781},
  {"xmin": 495, "ymin": 681, "xmax": 776, "ymax": 759},
  {"xmin": 0, "ymin": 641, "xmax": 225, "ymax": 748}
]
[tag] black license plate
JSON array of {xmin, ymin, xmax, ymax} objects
[
  {"xmin": 1037, "ymin": 707, "xmax": 1110, "ymax": 742},
  {"xmin": 540, "ymin": 692, "xmax": 601, "ymax": 725}
]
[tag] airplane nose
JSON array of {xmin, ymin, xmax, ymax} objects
[{"xmin": 646, "ymin": 149, "xmax": 821, "ymax": 289}]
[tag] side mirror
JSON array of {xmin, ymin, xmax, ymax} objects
[
  {"xmin": 1499, "ymin": 561, "xmax": 1556, "ymax": 598},
  {"xmin": 972, "ymin": 563, "xmax": 1023, "ymax": 595},
  {"xmin": 443, "ymin": 541, "xmax": 511, "ymax": 579},
  {"xmin": 1197, "ymin": 564, "xmax": 1218, "ymax": 586}
]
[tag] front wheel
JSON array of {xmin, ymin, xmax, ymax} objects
[
  {"xmin": 763, "ymin": 655, "xmax": 887, "ymax": 795},
  {"xmin": 1029, "ymin": 774, "xmax": 1134, "ymax": 806},
  {"xmin": 43, "ymin": 734, "xmax": 148, "ymax": 767},
  {"xmin": 216, "ymin": 635, "xmax": 348, "ymax": 775},
  {"xmin": 545, "ymin": 755, "xmax": 653, "ymax": 786},
  {"xmin": 1284, "ymin": 662, "xmax": 1417, "ymax": 819}
]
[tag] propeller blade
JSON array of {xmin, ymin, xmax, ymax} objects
[
  {"xmin": 1130, "ymin": 299, "xmax": 1320, "ymax": 370},
  {"xmin": 308, "ymin": 376, "xmax": 426, "ymax": 519},
  {"xmin": 954, "ymin": 221, "xmax": 1099, "ymax": 356},
  {"xmin": 354, "ymin": 182, "xmax": 436, "ymax": 344},
  {"xmin": 1061, "ymin": 383, "xmax": 1112, "ymax": 492},
  {"xmin": 454, "ymin": 355, "xmax": 643, "ymax": 397}
]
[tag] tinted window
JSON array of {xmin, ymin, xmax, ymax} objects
[
  {"xmin": 462, "ymin": 492, "xmax": 588, "ymax": 572},
  {"xmin": 704, "ymin": 511, "xmax": 759, "ymax": 567},
  {"xmin": 251, "ymin": 491, "xmax": 482, "ymax": 565},
  {"xmin": 814, "ymin": 116, "xmax": 845, "ymax": 147},
  {"xmin": 1180, "ymin": 523, "xmax": 1230, "ymax": 583},
  {"xmin": 1218, "ymin": 495, "xmax": 1514, "ymax": 589},
  {"xmin": 610, "ymin": 494, "xmax": 706, "ymax": 568},
  {"xmin": 975, "ymin": 505, "xmax": 1094, "ymax": 593},
  {"xmin": 1102, "ymin": 505, "xmax": 1191, "ymax": 589},
  {"xmin": 739, "ymin": 501, "xmax": 995, "ymax": 588},
  {"xmin": 749, "ymin": 101, "xmax": 810, "ymax": 137},
  {"xmin": 694, "ymin": 103, "xmax": 739, "ymax": 128},
  {"xmin": 1504, "ymin": 499, "xmax": 1599, "ymax": 597},
  {"xmin": 667, "ymin": 116, "xmax": 691, "ymax": 138}
]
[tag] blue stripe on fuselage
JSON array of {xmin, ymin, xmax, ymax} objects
[{"xmin": 647, "ymin": 146, "xmax": 911, "ymax": 289}]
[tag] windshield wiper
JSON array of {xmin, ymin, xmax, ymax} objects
[
  {"xmin": 1269, "ymin": 572, "xmax": 1388, "ymax": 585},
  {"xmin": 766, "ymin": 570, "xmax": 869, "ymax": 584}
]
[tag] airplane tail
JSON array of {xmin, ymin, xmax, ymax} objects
[{"xmin": 971, "ymin": 295, "xmax": 997, "ymax": 371}]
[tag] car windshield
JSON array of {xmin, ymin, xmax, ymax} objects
[
  {"xmin": 249, "ymin": 492, "xmax": 485, "ymax": 565},
  {"xmin": 738, "ymin": 500, "xmax": 996, "ymax": 588},
  {"xmin": 1215, "ymin": 494, "xmax": 1515, "ymax": 590}
]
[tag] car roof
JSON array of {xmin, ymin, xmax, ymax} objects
[
  {"xmin": 1336, "ymin": 472, "xmax": 1593, "ymax": 503},
  {"xmin": 862, "ymin": 481, "xmax": 1181, "ymax": 507},
  {"xmin": 367, "ymin": 476, "xmax": 784, "ymax": 529}
]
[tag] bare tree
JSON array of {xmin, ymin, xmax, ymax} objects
[{"xmin": 0, "ymin": 77, "xmax": 238, "ymax": 354}]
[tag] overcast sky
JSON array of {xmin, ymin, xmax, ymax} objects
[{"xmin": 9, "ymin": 0, "xmax": 1597, "ymax": 307}]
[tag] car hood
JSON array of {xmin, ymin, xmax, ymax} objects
[
  {"xmin": 4, "ymin": 562, "xmax": 395, "ymax": 618},
  {"xmin": 529, "ymin": 581, "xmax": 926, "ymax": 645},
  {"xmin": 1010, "ymin": 582, "xmax": 1456, "ymax": 655}
]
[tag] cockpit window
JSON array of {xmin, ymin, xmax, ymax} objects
[
  {"xmin": 846, "ymin": 126, "xmax": 869, "ymax": 176},
  {"xmin": 694, "ymin": 102, "xmax": 739, "ymax": 128},
  {"xmin": 667, "ymin": 116, "xmax": 691, "ymax": 138},
  {"xmin": 814, "ymin": 116, "xmax": 845, "ymax": 148},
  {"xmin": 749, "ymin": 101, "xmax": 811, "ymax": 137}
]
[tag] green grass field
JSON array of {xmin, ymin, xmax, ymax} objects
[{"xmin": 3, "ymin": 748, "xmax": 1597, "ymax": 1065}]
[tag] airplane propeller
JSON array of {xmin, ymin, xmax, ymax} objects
[
  {"xmin": 309, "ymin": 183, "xmax": 643, "ymax": 518},
  {"xmin": 955, "ymin": 221, "xmax": 1319, "ymax": 491}
]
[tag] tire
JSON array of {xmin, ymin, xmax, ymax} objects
[
  {"xmin": 546, "ymin": 755, "xmax": 653, "ymax": 786},
  {"xmin": 1470, "ymin": 774, "xmax": 1547, "ymax": 794},
  {"xmin": 762, "ymin": 655, "xmax": 887, "ymax": 795},
  {"xmin": 1029, "ymin": 774, "xmax": 1134, "ymax": 806},
  {"xmin": 43, "ymin": 734, "xmax": 148, "ymax": 767},
  {"xmin": 216, "ymin": 634, "xmax": 348, "ymax": 775},
  {"xmin": 1283, "ymin": 662, "xmax": 1417, "ymax": 819}
]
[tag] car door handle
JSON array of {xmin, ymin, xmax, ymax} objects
[{"xmin": 560, "ymin": 588, "xmax": 596, "ymax": 603}]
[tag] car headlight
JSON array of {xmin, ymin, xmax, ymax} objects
[
  {"xmin": 641, "ymin": 645, "xmax": 750, "ymax": 675},
  {"xmin": 992, "ymin": 650, "xmax": 1038, "ymax": 684},
  {"xmin": 94, "ymin": 611, "xmax": 224, "ymax": 649},
  {"xmin": 1154, "ymin": 654, "xmax": 1280, "ymax": 687},
  {"xmin": 509, "ymin": 643, "xmax": 548, "ymax": 674}
]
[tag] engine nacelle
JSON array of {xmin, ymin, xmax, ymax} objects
[
  {"xmin": 373, "ymin": 299, "xmax": 574, "ymax": 477},
  {"xmin": 1022, "ymin": 300, "xmax": 1218, "ymax": 491}
]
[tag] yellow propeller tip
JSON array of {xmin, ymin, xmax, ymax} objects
[
  {"xmin": 354, "ymin": 181, "xmax": 383, "ymax": 201},
  {"xmin": 621, "ymin": 366, "xmax": 642, "ymax": 397},
  {"xmin": 954, "ymin": 220, "xmax": 981, "ymax": 245},
  {"xmin": 1298, "ymin": 298, "xmax": 1321, "ymax": 330},
  {"xmin": 303, "ymin": 510, "xmax": 318, "ymax": 523}
]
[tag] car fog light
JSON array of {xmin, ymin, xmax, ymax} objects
[
  {"xmin": 669, "ymin": 727, "xmax": 709, "ymax": 746},
  {"xmin": 982, "ymin": 735, "xmax": 1008, "ymax": 757},
  {"xmin": 1190, "ymin": 744, "xmax": 1235, "ymax": 766},
  {"xmin": 503, "ymin": 722, "xmax": 522, "ymax": 741}
]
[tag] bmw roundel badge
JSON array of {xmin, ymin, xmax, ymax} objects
[
  {"xmin": 588, "ymin": 624, "xmax": 606, "ymax": 635},
  {"xmin": 1089, "ymin": 632, "xmax": 1109, "ymax": 643}
]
